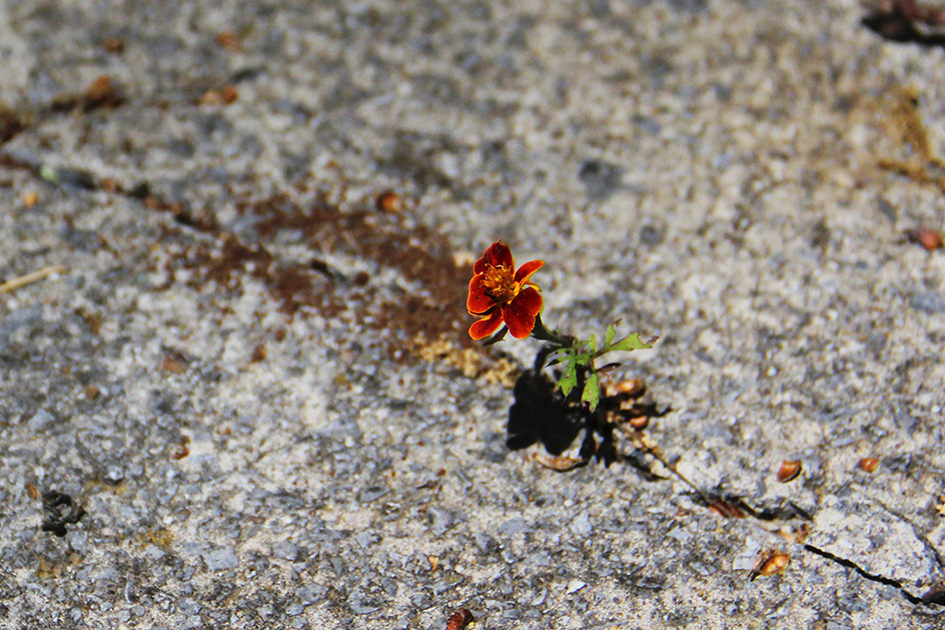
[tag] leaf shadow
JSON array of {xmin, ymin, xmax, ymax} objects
[
  {"xmin": 505, "ymin": 348, "xmax": 669, "ymax": 475},
  {"xmin": 506, "ymin": 367, "xmax": 584, "ymax": 455}
]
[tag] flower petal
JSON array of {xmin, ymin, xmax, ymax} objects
[
  {"xmin": 514, "ymin": 259, "xmax": 544, "ymax": 284},
  {"xmin": 503, "ymin": 287, "xmax": 543, "ymax": 339},
  {"xmin": 466, "ymin": 275, "xmax": 496, "ymax": 315},
  {"xmin": 469, "ymin": 310, "xmax": 504, "ymax": 340},
  {"xmin": 481, "ymin": 241, "xmax": 514, "ymax": 271}
]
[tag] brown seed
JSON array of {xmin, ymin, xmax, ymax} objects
[
  {"xmin": 103, "ymin": 38, "xmax": 125, "ymax": 54},
  {"xmin": 82, "ymin": 76, "xmax": 124, "ymax": 110},
  {"xmin": 749, "ymin": 550, "xmax": 790, "ymax": 581},
  {"xmin": 353, "ymin": 271, "xmax": 371, "ymax": 287},
  {"xmin": 162, "ymin": 356, "xmax": 186, "ymax": 374},
  {"xmin": 446, "ymin": 609, "xmax": 474, "ymax": 630},
  {"xmin": 171, "ymin": 436, "xmax": 191, "ymax": 460},
  {"xmin": 85, "ymin": 385, "xmax": 101, "ymax": 400},
  {"xmin": 25, "ymin": 482, "xmax": 40, "ymax": 500},
  {"xmin": 198, "ymin": 86, "xmax": 239, "ymax": 106},
  {"xmin": 99, "ymin": 178, "xmax": 120, "ymax": 193},
  {"xmin": 215, "ymin": 31, "xmax": 241, "ymax": 51},
  {"xmin": 219, "ymin": 84, "xmax": 239, "ymax": 105},
  {"xmin": 198, "ymin": 90, "xmax": 221, "ymax": 106},
  {"xmin": 376, "ymin": 190, "xmax": 402, "ymax": 213},
  {"xmin": 614, "ymin": 378, "xmax": 646, "ymax": 398},
  {"xmin": 628, "ymin": 415, "xmax": 649, "ymax": 430},
  {"xmin": 0, "ymin": 104, "xmax": 24, "ymax": 143},
  {"xmin": 251, "ymin": 344, "xmax": 267, "ymax": 362},
  {"xmin": 906, "ymin": 227, "xmax": 944, "ymax": 251},
  {"xmin": 274, "ymin": 328, "xmax": 287, "ymax": 342},
  {"xmin": 533, "ymin": 451, "xmax": 588, "ymax": 472},
  {"xmin": 706, "ymin": 498, "xmax": 747, "ymax": 519},
  {"xmin": 858, "ymin": 457, "xmax": 880, "ymax": 473},
  {"xmin": 777, "ymin": 460, "xmax": 802, "ymax": 483},
  {"xmin": 22, "ymin": 191, "xmax": 38, "ymax": 207},
  {"xmin": 75, "ymin": 308, "xmax": 103, "ymax": 335}
]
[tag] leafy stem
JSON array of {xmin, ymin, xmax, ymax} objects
[{"xmin": 540, "ymin": 320, "xmax": 656, "ymax": 412}]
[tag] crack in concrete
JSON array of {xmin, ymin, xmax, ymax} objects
[{"xmin": 804, "ymin": 542, "xmax": 923, "ymax": 604}]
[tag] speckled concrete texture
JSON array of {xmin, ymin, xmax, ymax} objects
[{"xmin": 2, "ymin": 0, "xmax": 945, "ymax": 628}]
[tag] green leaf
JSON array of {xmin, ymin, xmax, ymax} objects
[
  {"xmin": 582, "ymin": 372, "xmax": 600, "ymax": 411},
  {"xmin": 604, "ymin": 323, "xmax": 616, "ymax": 348},
  {"xmin": 608, "ymin": 333, "xmax": 655, "ymax": 353},
  {"xmin": 588, "ymin": 334, "xmax": 597, "ymax": 354},
  {"xmin": 574, "ymin": 352, "xmax": 591, "ymax": 366},
  {"xmin": 558, "ymin": 360, "xmax": 578, "ymax": 398},
  {"xmin": 546, "ymin": 348, "xmax": 571, "ymax": 366}
]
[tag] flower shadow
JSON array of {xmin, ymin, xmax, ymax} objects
[
  {"xmin": 506, "ymin": 348, "xmax": 669, "ymax": 473},
  {"xmin": 506, "ymin": 367, "xmax": 585, "ymax": 455}
]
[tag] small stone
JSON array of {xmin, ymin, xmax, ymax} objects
[
  {"xmin": 911, "ymin": 291, "xmax": 945, "ymax": 314},
  {"xmin": 355, "ymin": 531, "xmax": 378, "ymax": 548},
  {"xmin": 104, "ymin": 467, "xmax": 124, "ymax": 485},
  {"xmin": 66, "ymin": 530, "xmax": 88, "ymax": 555},
  {"xmin": 566, "ymin": 579, "xmax": 587, "ymax": 594},
  {"xmin": 569, "ymin": 511, "xmax": 592, "ymax": 536},
  {"xmin": 348, "ymin": 590, "xmax": 380, "ymax": 615},
  {"xmin": 144, "ymin": 545, "xmax": 165, "ymax": 561},
  {"xmin": 358, "ymin": 486, "xmax": 388, "ymax": 503},
  {"xmin": 427, "ymin": 506, "xmax": 452, "ymax": 535},
  {"xmin": 271, "ymin": 541, "xmax": 300, "ymax": 561},
  {"xmin": 498, "ymin": 517, "xmax": 529, "ymax": 536},
  {"xmin": 202, "ymin": 548, "xmax": 239, "ymax": 571},
  {"xmin": 296, "ymin": 584, "xmax": 327, "ymax": 604},
  {"xmin": 28, "ymin": 409, "xmax": 55, "ymax": 431}
]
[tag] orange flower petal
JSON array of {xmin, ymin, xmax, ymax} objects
[
  {"xmin": 469, "ymin": 310, "xmax": 504, "ymax": 340},
  {"xmin": 466, "ymin": 275, "xmax": 495, "ymax": 315},
  {"xmin": 514, "ymin": 259, "xmax": 544, "ymax": 284},
  {"xmin": 475, "ymin": 241, "xmax": 513, "ymax": 273},
  {"xmin": 503, "ymin": 287, "xmax": 542, "ymax": 339}
]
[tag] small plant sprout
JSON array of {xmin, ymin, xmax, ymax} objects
[
  {"xmin": 466, "ymin": 240, "xmax": 656, "ymax": 412},
  {"xmin": 543, "ymin": 320, "xmax": 654, "ymax": 412}
]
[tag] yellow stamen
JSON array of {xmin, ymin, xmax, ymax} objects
[{"xmin": 480, "ymin": 264, "xmax": 520, "ymax": 305}]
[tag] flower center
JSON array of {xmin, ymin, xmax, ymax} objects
[{"xmin": 480, "ymin": 264, "xmax": 519, "ymax": 305}]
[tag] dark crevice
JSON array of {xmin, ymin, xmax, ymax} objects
[{"xmin": 804, "ymin": 543, "xmax": 923, "ymax": 605}]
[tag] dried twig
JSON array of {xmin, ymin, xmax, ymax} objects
[
  {"xmin": 0, "ymin": 265, "xmax": 66, "ymax": 295},
  {"xmin": 617, "ymin": 424, "xmax": 706, "ymax": 500}
]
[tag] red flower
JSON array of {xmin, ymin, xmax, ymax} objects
[{"xmin": 467, "ymin": 241, "xmax": 544, "ymax": 340}]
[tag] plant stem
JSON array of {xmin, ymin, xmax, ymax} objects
[{"xmin": 530, "ymin": 313, "xmax": 573, "ymax": 347}]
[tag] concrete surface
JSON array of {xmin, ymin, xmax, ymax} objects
[{"xmin": 1, "ymin": 0, "xmax": 945, "ymax": 628}]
